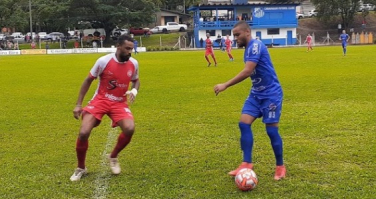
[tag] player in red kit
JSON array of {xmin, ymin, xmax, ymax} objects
[
  {"xmin": 305, "ymin": 34, "xmax": 313, "ymax": 52},
  {"xmin": 205, "ymin": 33, "xmax": 217, "ymax": 67},
  {"xmin": 70, "ymin": 34, "xmax": 140, "ymax": 181},
  {"xmin": 225, "ymin": 34, "xmax": 234, "ymax": 61}
]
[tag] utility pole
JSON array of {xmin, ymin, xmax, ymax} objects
[{"xmin": 29, "ymin": 0, "xmax": 33, "ymax": 40}]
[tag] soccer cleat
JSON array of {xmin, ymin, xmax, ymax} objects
[
  {"xmin": 208, "ymin": 63, "xmax": 211, "ymax": 67},
  {"xmin": 274, "ymin": 165, "xmax": 286, "ymax": 180},
  {"xmin": 228, "ymin": 162, "xmax": 254, "ymax": 176},
  {"xmin": 70, "ymin": 167, "xmax": 87, "ymax": 181},
  {"xmin": 109, "ymin": 157, "xmax": 121, "ymax": 174},
  {"xmin": 215, "ymin": 63, "xmax": 217, "ymax": 67}
]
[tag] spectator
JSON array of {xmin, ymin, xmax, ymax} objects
[
  {"xmin": 200, "ymin": 38, "xmax": 204, "ymax": 48},
  {"xmin": 31, "ymin": 41, "xmax": 36, "ymax": 49}
]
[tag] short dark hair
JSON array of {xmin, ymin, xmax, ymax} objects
[
  {"xmin": 233, "ymin": 21, "xmax": 251, "ymax": 31},
  {"xmin": 117, "ymin": 34, "xmax": 134, "ymax": 45}
]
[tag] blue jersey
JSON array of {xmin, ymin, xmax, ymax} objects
[
  {"xmin": 134, "ymin": 40, "xmax": 138, "ymax": 48},
  {"xmin": 340, "ymin": 34, "xmax": 349, "ymax": 44},
  {"xmin": 244, "ymin": 39, "xmax": 282, "ymax": 98}
]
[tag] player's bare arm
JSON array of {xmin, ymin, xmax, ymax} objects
[
  {"xmin": 73, "ymin": 76, "xmax": 95, "ymax": 119},
  {"xmin": 214, "ymin": 61, "xmax": 256, "ymax": 95}
]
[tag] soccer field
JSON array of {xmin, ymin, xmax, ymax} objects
[{"xmin": 1, "ymin": 45, "xmax": 376, "ymax": 198}]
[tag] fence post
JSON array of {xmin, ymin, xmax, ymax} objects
[
  {"xmin": 140, "ymin": 36, "xmax": 142, "ymax": 47},
  {"xmin": 160, "ymin": 36, "xmax": 162, "ymax": 47}
]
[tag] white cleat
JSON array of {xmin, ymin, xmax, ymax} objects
[
  {"xmin": 109, "ymin": 157, "xmax": 121, "ymax": 174},
  {"xmin": 70, "ymin": 167, "xmax": 87, "ymax": 181}
]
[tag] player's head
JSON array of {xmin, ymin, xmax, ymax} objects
[
  {"xmin": 342, "ymin": 30, "xmax": 346, "ymax": 34},
  {"xmin": 308, "ymin": 34, "xmax": 310, "ymax": 36},
  {"xmin": 226, "ymin": 34, "xmax": 230, "ymax": 39},
  {"xmin": 116, "ymin": 34, "xmax": 134, "ymax": 62},
  {"xmin": 232, "ymin": 21, "xmax": 251, "ymax": 48},
  {"xmin": 206, "ymin": 33, "xmax": 210, "ymax": 39}
]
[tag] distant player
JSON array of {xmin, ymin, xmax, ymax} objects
[
  {"xmin": 133, "ymin": 39, "xmax": 138, "ymax": 54},
  {"xmin": 225, "ymin": 34, "xmax": 234, "ymax": 61},
  {"xmin": 70, "ymin": 35, "xmax": 140, "ymax": 181},
  {"xmin": 214, "ymin": 21, "xmax": 286, "ymax": 181},
  {"xmin": 305, "ymin": 34, "xmax": 313, "ymax": 52},
  {"xmin": 339, "ymin": 30, "xmax": 350, "ymax": 56},
  {"xmin": 205, "ymin": 33, "xmax": 217, "ymax": 67}
]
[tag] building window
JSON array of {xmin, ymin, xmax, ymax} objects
[
  {"xmin": 221, "ymin": 30, "xmax": 231, "ymax": 36},
  {"xmin": 206, "ymin": 30, "xmax": 216, "ymax": 36},
  {"xmin": 267, "ymin": 28, "xmax": 279, "ymax": 35}
]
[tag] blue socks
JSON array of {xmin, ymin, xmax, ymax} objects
[
  {"xmin": 266, "ymin": 126, "xmax": 284, "ymax": 166},
  {"xmin": 239, "ymin": 122, "xmax": 253, "ymax": 163}
]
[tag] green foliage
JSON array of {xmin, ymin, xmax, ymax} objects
[
  {"xmin": 1, "ymin": 46, "xmax": 376, "ymax": 198},
  {"xmin": 312, "ymin": 0, "xmax": 360, "ymax": 29}
]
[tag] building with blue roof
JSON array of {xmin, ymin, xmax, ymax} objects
[{"xmin": 188, "ymin": 0, "xmax": 300, "ymax": 47}]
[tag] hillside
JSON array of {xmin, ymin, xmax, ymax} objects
[{"xmin": 297, "ymin": 12, "xmax": 376, "ymax": 44}]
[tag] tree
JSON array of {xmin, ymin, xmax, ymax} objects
[
  {"xmin": 68, "ymin": 0, "xmax": 158, "ymax": 43},
  {"xmin": 311, "ymin": 0, "xmax": 360, "ymax": 30}
]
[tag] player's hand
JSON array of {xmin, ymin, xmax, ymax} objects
[
  {"xmin": 125, "ymin": 88, "xmax": 138, "ymax": 104},
  {"xmin": 214, "ymin": 83, "xmax": 227, "ymax": 96},
  {"xmin": 73, "ymin": 105, "xmax": 83, "ymax": 120}
]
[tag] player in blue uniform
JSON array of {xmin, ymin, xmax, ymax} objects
[
  {"xmin": 339, "ymin": 30, "xmax": 350, "ymax": 56},
  {"xmin": 214, "ymin": 21, "xmax": 286, "ymax": 180}
]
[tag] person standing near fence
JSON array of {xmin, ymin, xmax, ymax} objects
[
  {"xmin": 305, "ymin": 34, "xmax": 313, "ymax": 52},
  {"xmin": 225, "ymin": 35, "xmax": 234, "ymax": 61},
  {"xmin": 205, "ymin": 33, "xmax": 217, "ymax": 67},
  {"xmin": 339, "ymin": 30, "xmax": 350, "ymax": 56}
]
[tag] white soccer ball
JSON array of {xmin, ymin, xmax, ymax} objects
[{"xmin": 235, "ymin": 168, "xmax": 258, "ymax": 191}]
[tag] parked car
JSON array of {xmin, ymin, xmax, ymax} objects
[
  {"xmin": 150, "ymin": 26, "xmax": 162, "ymax": 34},
  {"xmin": 46, "ymin": 32, "xmax": 65, "ymax": 41},
  {"xmin": 10, "ymin": 32, "xmax": 25, "ymax": 39},
  {"xmin": 111, "ymin": 28, "xmax": 128, "ymax": 37},
  {"xmin": 38, "ymin": 32, "xmax": 47, "ymax": 40},
  {"xmin": 296, "ymin": 12, "xmax": 304, "ymax": 19},
  {"xmin": 156, "ymin": 22, "xmax": 188, "ymax": 33},
  {"xmin": 130, "ymin": 27, "xmax": 151, "ymax": 35},
  {"xmin": 0, "ymin": 34, "xmax": 5, "ymax": 40},
  {"xmin": 26, "ymin": 32, "xmax": 37, "ymax": 40},
  {"xmin": 308, "ymin": 9, "xmax": 318, "ymax": 17},
  {"xmin": 359, "ymin": 3, "xmax": 375, "ymax": 11}
]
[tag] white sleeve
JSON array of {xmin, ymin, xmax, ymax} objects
[
  {"xmin": 130, "ymin": 58, "xmax": 139, "ymax": 81},
  {"xmin": 89, "ymin": 56, "xmax": 108, "ymax": 78}
]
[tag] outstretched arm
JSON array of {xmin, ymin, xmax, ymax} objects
[
  {"xmin": 214, "ymin": 61, "xmax": 257, "ymax": 95},
  {"xmin": 73, "ymin": 76, "xmax": 94, "ymax": 119}
]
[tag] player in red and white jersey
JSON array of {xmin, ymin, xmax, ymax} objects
[
  {"xmin": 305, "ymin": 34, "xmax": 313, "ymax": 52},
  {"xmin": 225, "ymin": 34, "xmax": 234, "ymax": 61},
  {"xmin": 70, "ymin": 34, "xmax": 140, "ymax": 181},
  {"xmin": 205, "ymin": 33, "xmax": 217, "ymax": 67}
]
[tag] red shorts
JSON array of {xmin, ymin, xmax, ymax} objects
[
  {"xmin": 83, "ymin": 99, "xmax": 134, "ymax": 127},
  {"xmin": 226, "ymin": 47, "xmax": 231, "ymax": 53},
  {"xmin": 205, "ymin": 49, "xmax": 214, "ymax": 56}
]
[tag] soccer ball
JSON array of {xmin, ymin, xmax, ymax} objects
[{"xmin": 235, "ymin": 168, "xmax": 258, "ymax": 191}]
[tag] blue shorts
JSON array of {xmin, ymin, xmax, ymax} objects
[
  {"xmin": 342, "ymin": 42, "xmax": 347, "ymax": 48},
  {"xmin": 241, "ymin": 93, "xmax": 283, "ymax": 124}
]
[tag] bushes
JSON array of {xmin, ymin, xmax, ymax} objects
[{"xmin": 146, "ymin": 46, "xmax": 178, "ymax": 51}]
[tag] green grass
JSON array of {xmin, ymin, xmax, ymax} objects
[{"xmin": 0, "ymin": 45, "xmax": 375, "ymax": 198}]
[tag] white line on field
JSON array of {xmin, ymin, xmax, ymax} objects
[{"xmin": 92, "ymin": 126, "xmax": 118, "ymax": 199}]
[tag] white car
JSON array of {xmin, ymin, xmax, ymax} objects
[
  {"xmin": 308, "ymin": 9, "xmax": 318, "ymax": 17},
  {"xmin": 296, "ymin": 12, "xmax": 304, "ymax": 19},
  {"xmin": 0, "ymin": 34, "xmax": 5, "ymax": 40},
  {"xmin": 38, "ymin": 32, "xmax": 47, "ymax": 40},
  {"xmin": 150, "ymin": 26, "xmax": 162, "ymax": 34},
  {"xmin": 111, "ymin": 28, "xmax": 128, "ymax": 37}
]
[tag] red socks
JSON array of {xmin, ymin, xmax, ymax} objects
[
  {"xmin": 76, "ymin": 139, "xmax": 88, "ymax": 169},
  {"xmin": 110, "ymin": 133, "xmax": 132, "ymax": 158}
]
